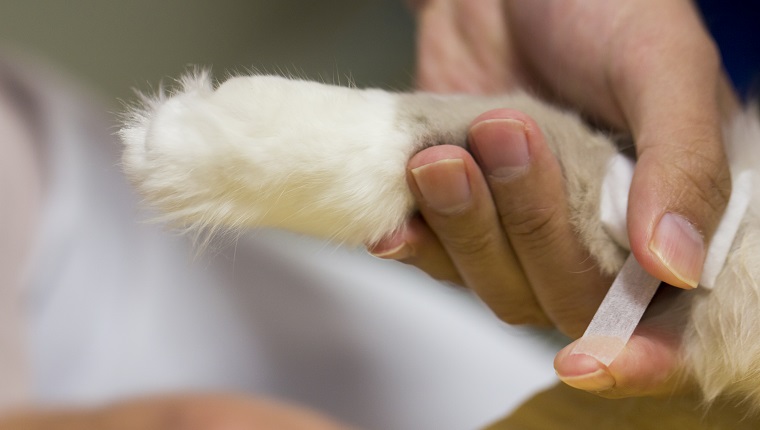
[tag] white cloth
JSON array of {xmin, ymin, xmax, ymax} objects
[{"xmin": 15, "ymin": 64, "xmax": 560, "ymax": 430}]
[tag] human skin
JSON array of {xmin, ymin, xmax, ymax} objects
[
  {"xmin": 0, "ymin": 394, "xmax": 351, "ymax": 430},
  {"xmin": 373, "ymin": 0, "xmax": 739, "ymax": 397}
]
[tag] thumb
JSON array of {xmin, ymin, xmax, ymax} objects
[
  {"xmin": 611, "ymin": 24, "xmax": 735, "ymax": 289},
  {"xmin": 627, "ymin": 105, "xmax": 732, "ymax": 289}
]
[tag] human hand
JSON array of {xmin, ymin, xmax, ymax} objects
[
  {"xmin": 0, "ymin": 394, "xmax": 350, "ymax": 430},
  {"xmin": 374, "ymin": 0, "xmax": 739, "ymax": 396},
  {"xmin": 410, "ymin": 0, "xmax": 738, "ymax": 288},
  {"xmin": 373, "ymin": 109, "xmax": 685, "ymax": 397}
]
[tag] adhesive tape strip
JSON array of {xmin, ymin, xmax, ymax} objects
[
  {"xmin": 578, "ymin": 155, "xmax": 753, "ymax": 366},
  {"xmin": 571, "ymin": 253, "xmax": 660, "ymax": 366}
]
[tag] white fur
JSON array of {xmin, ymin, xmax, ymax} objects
[
  {"xmin": 122, "ymin": 70, "xmax": 415, "ymax": 245},
  {"xmin": 120, "ymin": 71, "xmax": 760, "ymax": 410}
]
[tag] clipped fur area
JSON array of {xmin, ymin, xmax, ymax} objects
[{"xmin": 397, "ymin": 92, "xmax": 626, "ymax": 275}]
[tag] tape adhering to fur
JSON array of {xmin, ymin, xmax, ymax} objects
[{"xmin": 571, "ymin": 253, "xmax": 661, "ymax": 366}]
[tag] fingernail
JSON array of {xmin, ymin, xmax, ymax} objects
[
  {"xmin": 557, "ymin": 354, "xmax": 616, "ymax": 392},
  {"xmin": 411, "ymin": 159, "xmax": 471, "ymax": 214},
  {"xmin": 469, "ymin": 118, "xmax": 530, "ymax": 179},
  {"xmin": 649, "ymin": 212, "xmax": 705, "ymax": 289},
  {"xmin": 369, "ymin": 235, "xmax": 412, "ymax": 260}
]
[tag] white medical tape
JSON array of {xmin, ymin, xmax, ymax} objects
[
  {"xmin": 574, "ymin": 153, "xmax": 753, "ymax": 365},
  {"xmin": 571, "ymin": 253, "xmax": 660, "ymax": 366}
]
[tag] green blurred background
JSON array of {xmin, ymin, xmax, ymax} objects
[{"xmin": 0, "ymin": 0, "xmax": 416, "ymax": 105}]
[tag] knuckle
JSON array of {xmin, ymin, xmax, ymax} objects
[
  {"xmin": 666, "ymin": 143, "xmax": 732, "ymax": 215},
  {"xmin": 480, "ymin": 289, "xmax": 550, "ymax": 327},
  {"xmin": 540, "ymin": 289, "xmax": 605, "ymax": 338},
  {"xmin": 443, "ymin": 229, "xmax": 500, "ymax": 257},
  {"xmin": 501, "ymin": 205, "xmax": 564, "ymax": 246},
  {"xmin": 492, "ymin": 301, "xmax": 548, "ymax": 326},
  {"xmin": 556, "ymin": 320, "xmax": 592, "ymax": 340},
  {"xmin": 676, "ymin": 168, "xmax": 730, "ymax": 216}
]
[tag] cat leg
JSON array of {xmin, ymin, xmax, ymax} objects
[
  {"xmin": 121, "ymin": 73, "xmax": 760, "ymax": 409},
  {"xmin": 120, "ymin": 71, "xmax": 624, "ymax": 272}
]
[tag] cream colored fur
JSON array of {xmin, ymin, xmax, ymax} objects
[
  {"xmin": 684, "ymin": 108, "xmax": 760, "ymax": 405},
  {"xmin": 120, "ymin": 71, "xmax": 760, "ymax": 410}
]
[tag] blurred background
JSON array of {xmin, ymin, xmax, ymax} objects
[
  {"xmin": 0, "ymin": 0, "xmax": 416, "ymax": 104},
  {"xmin": 3, "ymin": 1, "xmax": 758, "ymax": 111}
]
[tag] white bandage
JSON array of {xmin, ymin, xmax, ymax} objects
[{"xmin": 702, "ymin": 169, "xmax": 753, "ymax": 289}]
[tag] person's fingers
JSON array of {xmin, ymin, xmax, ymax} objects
[
  {"xmin": 554, "ymin": 286, "xmax": 690, "ymax": 398},
  {"xmin": 406, "ymin": 144, "xmax": 550, "ymax": 326},
  {"xmin": 607, "ymin": 5, "xmax": 736, "ymax": 289},
  {"xmin": 369, "ymin": 215, "xmax": 464, "ymax": 285},
  {"xmin": 468, "ymin": 109, "xmax": 613, "ymax": 336},
  {"xmin": 504, "ymin": 1, "xmax": 737, "ymax": 289},
  {"xmin": 627, "ymin": 127, "xmax": 730, "ymax": 290},
  {"xmin": 554, "ymin": 292, "xmax": 688, "ymax": 399},
  {"xmin": 554, "ymin": 326, "xmax": 683, "ymax": 398}
]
